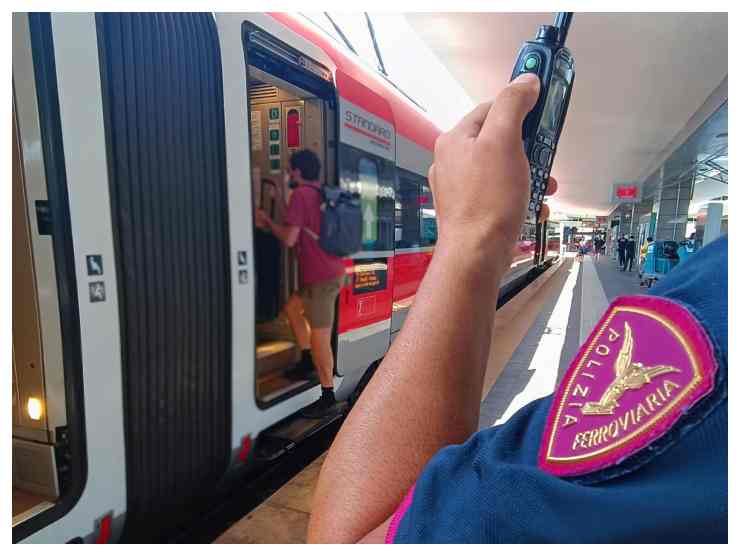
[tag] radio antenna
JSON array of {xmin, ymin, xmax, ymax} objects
[{"xmin": 554, "ymin": 12, "xmax": 574, "ymax": 46}]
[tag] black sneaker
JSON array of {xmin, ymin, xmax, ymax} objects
[
  {"xmin": 284, "ymin": 359, "xmax": 316, "ymax": 382},
  {"xmin": 301, "ymin": 397, "xmax": 341, "ymax": 419}
]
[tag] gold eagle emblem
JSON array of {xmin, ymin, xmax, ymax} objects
[{"xmin": 581, "ymin": 322, "xmax": 680, "ymax": 416}]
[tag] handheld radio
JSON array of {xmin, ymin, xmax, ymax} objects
[{"xmin": 511, "ymin": 12, "xmax": 575, "ymax": 220}]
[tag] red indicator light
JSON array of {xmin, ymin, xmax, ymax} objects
[
  {"xmin": 287, "ymin": 109, "xmax": 301, "ymax": 148},
  {"xmin": 239, "ymin": 435, "xmax": 252, "ymax": 463},
  {"xmin": 94, "ymin": 514, "xmax": 112, "ymax": 544}
]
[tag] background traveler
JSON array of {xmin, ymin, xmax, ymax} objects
[
  {"xmin": 617, "ymin": 234, "xmax": 627, "ymax": 268},
  {"xmin": 593, "ymin": 235, "xmax": 604, "ymax": 262},
  {"xmin": 623, "ymin": 234, "xmax": 636, "ymax": 272}
]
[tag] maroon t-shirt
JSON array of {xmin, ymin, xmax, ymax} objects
[{"xmin": 284, "ymin": 185, "xmax": 345, "ymax": 286}]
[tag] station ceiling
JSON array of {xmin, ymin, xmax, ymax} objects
[{"xmin": 405, "ymin": 13, "xmax": 728, "ymax": 216}]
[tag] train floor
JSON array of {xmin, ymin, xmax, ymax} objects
[{"xmin": 215, "ymin": 251, "xmax": 648, "ymax": 544}]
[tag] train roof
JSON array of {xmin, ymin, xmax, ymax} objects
[{"xmin": 270, "ymin": 13, "xmax": 440, "ymax": 154}]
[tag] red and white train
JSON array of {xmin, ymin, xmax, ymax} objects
[{"xmin": 12, "ymin": 12, "xmax": 557, "ymax": 543}]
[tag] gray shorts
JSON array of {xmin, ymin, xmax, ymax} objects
[{"xmin": 299, "ymin": 276, "xmax": 342, "ymax": 329}]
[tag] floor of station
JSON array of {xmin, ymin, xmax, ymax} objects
[{"xmin": 215, "ymin": 251, "xmax": 647, "ymax": 544}]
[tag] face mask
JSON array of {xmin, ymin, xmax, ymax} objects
[{"xmin": 285, "ymin": 171, "xmax": 299, "ymax": 190}]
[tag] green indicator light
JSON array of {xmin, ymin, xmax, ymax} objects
[
  {"xmin": 270, "ymin": 159, "xmax": 280, "ymax": 170},
  {"xmin": 269, "ymin": 108, "xmax": 280, "ymax": 120},
  {"xmin": 269, "ymin": 144, "xmax": 280, "ymax": 155},
  {"xmin": 525, "ymin": 56, "xmax": 538, "ymax": 70},
  {"xmin": 269, "ymin": 129, "xmax": 280, "ymax": 141}
]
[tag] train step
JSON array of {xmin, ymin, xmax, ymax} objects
[{"xmin": 253, "ymin": 402, "xmax": 348, "ymax": 462}]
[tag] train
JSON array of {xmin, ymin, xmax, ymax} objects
[{"xmin": 12, "ymin": 12, "xmax": 558, "ymax": 543}]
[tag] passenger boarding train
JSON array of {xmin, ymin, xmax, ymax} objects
[{"xmin": 12, "ymin": 12, "xmax": 558, "ymax": 542}]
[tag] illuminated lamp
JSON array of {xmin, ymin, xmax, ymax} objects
[{"xmin": 27, "ymin": 397, "xmax": 43, "ymax": 420}]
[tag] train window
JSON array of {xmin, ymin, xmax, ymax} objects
[
  {"xmin": 420, "ymin": 181, "xmax": 437, "ymax": 247},
  {"xmin": 340, "ymin": 145, "xmax": 394, "ymax": 252},
  {"xmin": 358, "ymin": 157, "xmax": 381, "ymax": 250},
  {"xmin": 395, "ymin": 176, "xmax": 421, "ymax": 248}
]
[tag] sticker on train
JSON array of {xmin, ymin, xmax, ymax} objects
[{"xmin": 353, "ymin": 261, "xmax": 388, "ymax": 294}]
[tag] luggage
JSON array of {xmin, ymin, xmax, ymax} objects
[
  {"xmin": 305, "ymin": 184, "xmax": 363, "ymax": 257},
  {"xmin": 640, "ymin": 240, "xmax": 680, "ymax": 287}
]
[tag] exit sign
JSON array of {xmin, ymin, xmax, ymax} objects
[{"xmin": 611, "ymin": 182, "xmax": 641, "ymax": 203}]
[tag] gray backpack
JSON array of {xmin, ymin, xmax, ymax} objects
[{"xmin": 303, "ymin": 184, "xmax": 363, "ymax": 257}]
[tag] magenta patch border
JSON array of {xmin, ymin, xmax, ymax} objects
[
  {"xmin": 538, "ymin": 295, "xmax": 717, "ymax": 477},
  {"xmin": 384, "ymin": 485, "xmax": 415, "ymax": 544}
]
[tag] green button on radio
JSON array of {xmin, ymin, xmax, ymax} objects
[{"xmin": 524, "ymin": 55, "xmax": 539, "ymax": 70}]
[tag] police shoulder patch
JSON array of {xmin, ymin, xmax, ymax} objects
[{"xmin": 539, "ymin": 295, "xmax": 717, "ymax": 477}]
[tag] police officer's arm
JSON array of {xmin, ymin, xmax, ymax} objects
[{"xmin": 308, "ymin": 73, "xmax": 552, "ymax": 543}]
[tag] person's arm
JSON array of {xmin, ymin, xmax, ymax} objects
[
  {"xmin": 267, "ymin": 216, "xmax": 299, "ymax": 248},
  {"xmin": 256, "ymin": 207, "xmax": 299, "ymax": 247},
  {"xmin": 307, "ymin": 72, "xmax": 552, "ymax": 543}
]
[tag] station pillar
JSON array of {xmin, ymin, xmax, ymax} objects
[
  {"xmin": 703, "ymin": 201, "xmax": 724, "ymax": 246},
  {"xmin": 653, "ymin": 170, "xmax": 694, "ymax": 241}
]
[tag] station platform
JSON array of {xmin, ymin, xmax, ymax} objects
[{"xmin": 215, "ymin": 252, "xmax": 647, "ymax": 544}]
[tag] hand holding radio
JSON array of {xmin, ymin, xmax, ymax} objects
[
  {"xmin": 511, "ymin": 12, "xmax": 575, "ymax": 223},
  {"xmin": 430, "ymin": 72, "xmax": 556, "ymax": 255}
]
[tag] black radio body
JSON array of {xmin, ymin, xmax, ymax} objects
[{"xmin": 511, "ymin": 13, "xmax": 575, "ymax": 221}]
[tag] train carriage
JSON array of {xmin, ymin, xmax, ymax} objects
[{"xmin": 12, "ymin": 12, "xmax": 555, "ymax": 543}]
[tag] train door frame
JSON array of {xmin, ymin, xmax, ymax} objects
[
  {"xmin": 243, "ymin": 21, "xmax": 339, "ymax": 409},
  {"xmin": 14, "ymin": 13, "xmax": 128, "ymax": 543},
  {"xmin": 217, "ymin": 13, "xmax": 345, "ymax": 459}
]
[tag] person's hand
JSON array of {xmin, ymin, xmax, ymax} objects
[
  {"xmin": 255, "ymin": 208, "xmax": 270, "ymax": 230},
  {"xmin": 428, "ymin": 72, "xmax": 558, "ymax": 255}
]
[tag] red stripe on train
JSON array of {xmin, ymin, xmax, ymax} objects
[{"xmin": 343, "ymin": 121, "xmax": 392, "ymax": 146}]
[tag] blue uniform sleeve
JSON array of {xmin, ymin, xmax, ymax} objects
[{"xmin": 390, "ymin": 235, "xmax": 727, "ymax": 543}]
